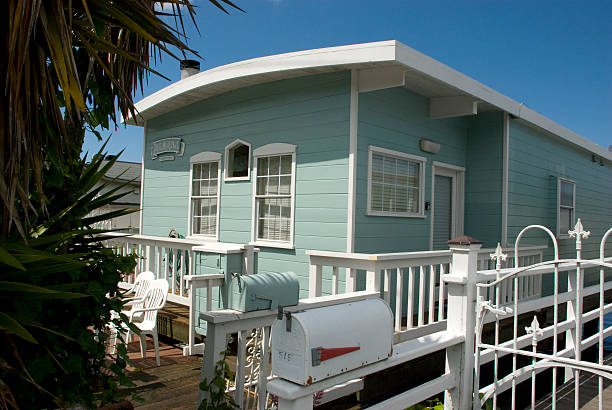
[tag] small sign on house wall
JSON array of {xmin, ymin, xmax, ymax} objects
[{"xmin": 151, "ymin": 137, "xmax": 185, "ymax": 161}]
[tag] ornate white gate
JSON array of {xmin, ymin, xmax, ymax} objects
[{"xmin": 473, "ymin": 220, "xmax": 612, "ymax": 409}]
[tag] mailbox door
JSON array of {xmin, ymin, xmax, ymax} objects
[
  {"xmin": 271, "ymin": 317, "xmax": 309, "ymax": 384},
  {"xmin": 272, "ymin": 299, "xmax": 393, "ymax": 385}
]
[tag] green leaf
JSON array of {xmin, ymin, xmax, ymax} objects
[
  {"xmin": 0, "ymin": 245, "xmax": 25, "ymax": 270},
  {"xmin": 0, "ymin": 312, "xmax": 37, "ymax": 344},
  {"xmin": 0, "ymin": 281, "xmax": 89, "ymax": 299}
]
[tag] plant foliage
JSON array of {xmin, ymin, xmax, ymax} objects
[
  {"xmin": 198, "ymin": 348, "xmax": 239, "ymax": 410},
  {"xmin": 2, "ymin": 0, "xmax": 242, "ymax": 238},
  {"xmin": 0, "ymin": 149, "xmax": 139, "ymax": 408},
  {"xmin": 2, "ymin": 0, "xmax": 242, "ymax": 407}
]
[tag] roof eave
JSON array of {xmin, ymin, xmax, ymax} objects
[{"xmin": 125, "ymin": 40, "xmax": 612, "ymax": 161}]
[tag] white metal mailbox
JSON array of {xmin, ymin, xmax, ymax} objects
[{"xmin": 271, "ymin": 298, "xmax": 393, "ymax": 385}]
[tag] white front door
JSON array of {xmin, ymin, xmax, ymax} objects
[{"xmin": 431, "ymin": 163, "xmax": 464, "ymax": 250}]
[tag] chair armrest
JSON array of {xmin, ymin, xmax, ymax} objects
[
  {"xmin": 123, "ymin": 297, "xmax": 144, "ymax": 306},
  {"xmin": 128, "ymin": 307, "xmax": 163, "ymax": 321}
]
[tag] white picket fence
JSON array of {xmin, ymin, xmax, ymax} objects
[{"xmin": 198, "ymin": 223, "xmax": 612, "ymax": 409}]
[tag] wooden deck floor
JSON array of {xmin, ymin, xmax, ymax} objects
[{"xmin": 118, "ymin": 337, "xmax": 202, "ymax": 409}]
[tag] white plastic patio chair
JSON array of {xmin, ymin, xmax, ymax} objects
[
  {"xmin": 122, "ymin": 271, "xmax": 155, "ymax": 321},
  {"xmin": 111, "ymin": 271, "xmax": 154, "ymax": 341},
  {"xmin": 122, "ymin": 271, "xmax": 155, "ymax": 303},
  {"xmin": 126, "ymin": 279, "xmax": 169, "ymax": 366}
]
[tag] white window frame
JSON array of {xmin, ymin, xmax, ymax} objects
[
  {"xmin": 367, "ymin": 145, "xmax": 426, "ymax": 218},
  {"xmin": 251, "ymin": 143, "xmax": 297, "ymax": 249},
  {"xmin": 557, "ymin": 177, "xmax": 576, "ymax": 238},
  {"xmin": 224, "ymin": 139, "xmax": 251, "ymax": 182},
  {"xmin": 188, "ymin": 151, "xmax": 221, "ymax": 240}
]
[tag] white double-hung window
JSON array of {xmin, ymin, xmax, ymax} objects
[
  {"xmin": 367, "ymin": 146, "xmax": 426, "ymax": 217},
  {"xmin": 189, "ymin": 152, "xmax": 221, "ymax": 238},
  {"xmin": 557, "ymin": 178, "xmax": 576, "ymax": 237},
  {"xmin": 252, "ymin": 143, "xmax": 296, "ymax": 247}
]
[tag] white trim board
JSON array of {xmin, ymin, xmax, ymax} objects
[
  {"xmin": 125, "ymin": 40, "xmax": 612, "ymax": 162},
  {"xmin": 502, "ymin": 113, "xmax": 509, "ymax": 247},
  {"xmin": 346, "ymin": 69, "xmax": 359, "ymax": 253},
  {"xmin": 138, "ymin": 121, "xmax": 147, "ymax": 234}
]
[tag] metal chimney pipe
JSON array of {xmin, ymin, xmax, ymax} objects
[{"xmin": 180, "ymin": 59, "xmax": 200, "ymax": 80}]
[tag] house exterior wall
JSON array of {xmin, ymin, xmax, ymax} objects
[
  {"xmin": 141, "ymin": 72, "xmax": 351, "ymax": 298},
  {"xmin": 353, "ymin": 86, "xmax": 469, "ymax": 253},
  {"xmin": 507, "ymin": 119, "xmax": 612, "ymax": 264},
  {"xmin": 464, "ymin": 112, "xmax": 504, "ymax": 247}
]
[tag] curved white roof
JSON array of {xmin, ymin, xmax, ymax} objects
[{"xmin": 127, "ymin": 40, "xmax": 611, "ymax": 160}]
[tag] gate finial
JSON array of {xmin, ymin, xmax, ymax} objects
[
  {"xmin": 490, "ymin": 243, "xmax": 508, "ymax": 271},
  {"xmin": 525, "ymin": 316, "xmax": 543, "ymax": 347},
  {"xmin": 569, "ymin": 218, "xmax": 590, "ymax": 251}
]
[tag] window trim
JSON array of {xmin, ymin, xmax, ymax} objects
[
  {"xmin": 557, "ymin": 177, "xmax": 576, "ymax": 238},
  {"xmin": 224, "ymin": 139, "xmax": 251, "ymax": 182},
  {"xmin": 188, "ymin": 152, "xmax": 221, "ymax": 240},
  {"xmin": 366, "ymin": 145, "xmax": 427, "ymax": 218},
  {"xmin": 250, "ymin": 143, "xmax": 297, "ymax": 249}
]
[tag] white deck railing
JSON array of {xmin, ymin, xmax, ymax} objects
[
  {"xmin": 306, "ymin": 245, "xmax": 546, "ymax": 338},
  {"xmin": 307, "ymin": 249, "xmax": 450, "ymax": 338},
  {"xmin": 104, "ymin": 233, "xmax": 255, "ymax": 355},
  {"xmin": 197, "ymin": 226, "xmax": 612, "ymax": 409}
]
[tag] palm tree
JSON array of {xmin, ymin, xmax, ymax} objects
[
  {"xmin": 1, "ymin": 1, "xmax": 241, "ymax": 407},
  {"xmin": 1, "ymin": 0, "xmax": 241, "ymax": 238}
]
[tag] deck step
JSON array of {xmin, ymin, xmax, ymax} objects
[{"xmin": 156, "ymin": 302, "xmax": 203, "ymax": 345}]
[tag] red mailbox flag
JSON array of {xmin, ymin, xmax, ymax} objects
[{"xmin": 312, "ymin": 346, "xmax": 360, "ymax": 366}]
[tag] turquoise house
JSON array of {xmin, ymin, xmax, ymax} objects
[{"xmin": 127, "ymin": 41, "xmax": 612, "ymax": 299}]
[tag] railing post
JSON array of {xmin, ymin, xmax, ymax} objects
[
  {"xmin": 443, "ymin": 236, "xmax": 482, "ymax": 410},
  {"xmin": 366, "ymin": 267, "xmax": 381, "ymax": 293},
  {"xmin": 309, "ymin": 264, "xmax": 323, "ymax": 297},
  {"xmin": 198, "ymin": 321, "xmax": 227, "ymax": 406},
  {"xmin": 244, "ymin": 244, "xmax": 256, "ymax": 275},
  {"xmin": 187, "ymin": 277, "xmax": 196, "ymax": 356}
]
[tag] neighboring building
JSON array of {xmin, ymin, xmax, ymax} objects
[
  {"xmin": 127, "ymin": 41, "xmax": 612, "ymax": 297},
  {"xmin": 93, "ymin": 160, "xmax": 141, "ymax": 233}
]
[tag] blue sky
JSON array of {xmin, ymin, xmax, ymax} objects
[{"xmin": 83, "ymin": 0, "xmax": 612, "ymax": 162}]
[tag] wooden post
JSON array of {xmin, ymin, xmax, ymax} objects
[
  {"xmin": 366, "ymin": 268, "xmax": 380, "ymax": 293},
  {"xmin": 309, "ymin": 264, "xmax": 322, "ymax": 297},
  {"xmin": 198, "ymin": 322, "xmax": 227, "ymax": 406},
  {"xmin": 443, "ymin": 236, "xmax": 482, "ymax": 410},
  {"xmin": 188, "ymin": 278, "xmax": 196, "ymax": 356}
]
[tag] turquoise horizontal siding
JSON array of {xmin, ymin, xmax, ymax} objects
[
  {"xmin": 354, "ymin": 87, "xmax": 468, "ymax": 253},
  {"xmin": 142, "ymin": 72, "xmax": 351, "ymax": 299},
  {"xmin": 507, "ymin": 119, "xmax": 612, "ymax": 264},
  {"xmin": 464, "ymin": 112, "xmax": 504, "ymax": 247}
]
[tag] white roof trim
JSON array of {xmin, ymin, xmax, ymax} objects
[{"xmin": 126, "ymin": 40, "xmax": 611, "ymax": 161}]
